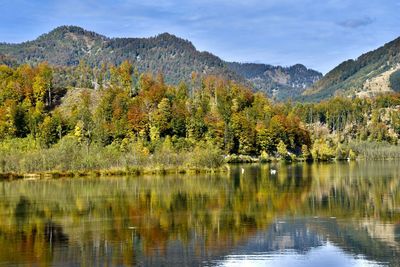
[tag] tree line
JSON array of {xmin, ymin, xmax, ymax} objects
[{"xmin": 0, "ymin": 60, "xmax": 399, "ymax": 165}]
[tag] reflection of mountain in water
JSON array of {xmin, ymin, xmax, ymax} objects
[
  {"xmin": 311, "ymin": 219, "xmax": 400, "ymax": 266},
  {"xmin": 204, "ymin": 218, "xmax": 399, "ymax": 266},
  {"xmin": 100, "ymin": 217, "xmax": 399, "ymax": 266},
  {"xmin": 223, "ymin": 217, "xmax": 400, "ymax": 267},
  {"xmin": 233, "ymin": 219, "xmax": 325, "ymax": 254}
]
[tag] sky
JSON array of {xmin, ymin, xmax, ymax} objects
[{"xmin": 0, "ymin": 0, "xmax": 399, "ymax": 73}]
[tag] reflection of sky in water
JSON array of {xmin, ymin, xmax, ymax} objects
[{"xmin": 213, "ymin": 242, "xmax": 383, "ymax": 267}]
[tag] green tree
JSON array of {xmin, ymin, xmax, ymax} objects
[
  {"xmin": 277, "ymin": 140, "xmax": 288, "ymax": 159},
  {"xmin": 39, "ymin": 115, "xmax": 61, "ymax": 148},
  {"xmin": 33, "ymin": 62, "xmax": 52, "ymax": 106}
]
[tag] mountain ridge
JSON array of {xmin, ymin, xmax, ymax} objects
[
  {"xmin": 301, "ymin": 36, "xmax": 400, "ymax": 101},
  {"xmin": 0, "ymin": 25, "xmax": 321, "ymax": 100},
  {"xmin": 227, "ymin": 62, "xmax": 322, "ymax": 100}
]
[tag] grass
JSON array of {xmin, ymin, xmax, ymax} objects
[
  {"xmin": 0, "ymin": 136, "xmax": 227, "ymax": 179},
  {"xmin": 0, "ymin": 166, "xmax": 227, "ymax": 180},
  {"xmin": 1, "ymin": 137, "xmax": 399, "ymax": 180},
  {"xmin": 350, "ymin": 141, "xmax": 400, "ymax": 160}
]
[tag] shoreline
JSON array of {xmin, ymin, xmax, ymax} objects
[
  {"xmin": 2, "ymin": 157, "xmax": 400, "ymax": 181},
  {"xmin": 0, "ymin": 165, "xmax": 229, "ymax": 180}
]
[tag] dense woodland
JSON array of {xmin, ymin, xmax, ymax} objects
[{"xmin": 0, "ymin": 60, "xmax": 399, "ymax": 174}]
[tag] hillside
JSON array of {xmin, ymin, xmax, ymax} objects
[
  {"xmin": 301, "ymin": 37, "xmax": 400, "ymax": 101},
  {"xmin": 0, "ymin": 26, "xmax": 239, "ymax": 84},
  {"xmin": 227, "ymin": 62, "xmax": 322, "ymax": 100},
  {"xmin": 0, "ymin": 26, "xmax": 321, "ymax": 99},
  {"xmin": 0, "ymin": 54, "xmax": 16, "ymax": 66}
]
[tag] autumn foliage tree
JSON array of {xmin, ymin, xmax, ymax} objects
[{"xmin": 1, "ymin": 60, "xmax": 398, "ymax": 162}]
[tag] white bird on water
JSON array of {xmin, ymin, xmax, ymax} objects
[
  {"xmin": 241, "ymin": 168, "xmax": 245, "ymax": 174},
  {"xmin": 270, "ymin": 169, "xmax": 277, "ymax": 175}
]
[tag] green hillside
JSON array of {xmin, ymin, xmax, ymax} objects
[
  {"xmin": 0, "ymin": 26, "xmax": 321, "ymax": 99},
  {"xmin": 302, "ymin": 37, "xmax": 400, "ymax": 101}
]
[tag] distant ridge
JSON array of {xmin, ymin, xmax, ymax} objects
[
  {"xmin": 0, "ymin": 25, "xmax": 322, "ymax": 100},
  {"xmin": 227, "ymin": 62, "xmax": 322, "ymax": 100},
  {"xmin": 301, "ymin": 36, "xmax": 400, "ymax": 101}
]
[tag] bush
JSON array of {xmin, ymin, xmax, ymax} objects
[
  {"xmin": 187, "ymin": 143, "xmax": 224, "ymax": 168},
  {"xmin": 301, "ymin": 144, "xmax": 312, "ymax": 161},
  {"xmin": 335, "ymin": 145, "xmax": 348, "ymax": 160},
  {"xmin": 311, "ymin": 140, "xmax": 335, "ymax": 161},
  {"xmin": 259, "ymin": 151, "xmax": 271, "ymax": 163},
  {"xmin": 277, "ymin": 140, "xmax": 291, "ymax": 161},
  {"xmin": 0, "ymin": 136, "xmax": 226, "ymax": 174},
  {"xmin": 349, "ymin": 149, "xmax": 357, "ymax": 161}
]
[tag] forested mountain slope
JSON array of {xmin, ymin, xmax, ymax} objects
[
  {"xmin": 0, "ymin": 26, "xmax": 239, "ymax": 85},
  {"xmin": 0, "ymin": 26, "xmax": 321, "ymax": 100},
  {"xmin": 227, "ymin": 62, "xmax": 322, "ymax": 100},
  {"xmin": 302, "ymin": 37, "xmax": 400, "ymax": 101}
]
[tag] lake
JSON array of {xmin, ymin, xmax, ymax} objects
[{"xmin": 0, "ymin": 161, "xmax": 399, "ymax": 266}]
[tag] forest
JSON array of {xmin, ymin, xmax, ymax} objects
[{"xmin": 0, "ymin": 60, "xmax": 399, "ymax": 175}]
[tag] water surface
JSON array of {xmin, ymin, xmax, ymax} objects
[{"xmin": 0, "ymin": 161, "xmax": 399, "ymax": 266}]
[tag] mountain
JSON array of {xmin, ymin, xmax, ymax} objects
[
  {"xmin": 227, "ymin": 62, "xmax": 322, "ymax": 100},
  {"xmin": 0, "ymin": 26, "xmax": 239, "ymax": 84},
  {"xmin": 0, "ymin": 26, "xmax": 321, "ymax": 99},
  {"xmin": 302, "ymin": 37, "xmax": 400, "ymax": 101}
]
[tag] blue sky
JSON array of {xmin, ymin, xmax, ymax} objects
[{"xmin": 0, "ymin": 0, "xmax": 399, "ymax": 73}]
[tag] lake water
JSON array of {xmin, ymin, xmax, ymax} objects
[{"xmin": 0, "ymin": 161, "xmax": 399, "ymax": 266}]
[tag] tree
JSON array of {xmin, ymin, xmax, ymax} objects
[
  {"xmin": 128, "ymin": 99, "xmax": 148, "ymax": 134},
  {"xmin": 39, "ymin": 115, "xmax": 61, "ymax": 148},
  {"xmin": 231, "ymin": 112, "xmax": 255, "ymax": 155},
  {"xmin": 75, "ymin": 91, "xmax": 94, "ymax": 153},
  {"xmin": 204, "ymin": 109, "xmax": 225, "ymax": 150},
  {"xmin": 76, "ymin": 60, "xmax": 92, "ymax": 89},
  {"xmin": 94, "ymin": 63, "xmax": 107, "ymax": 90},
  {"xmin": 277, "ymin": 140, "xmax": 288, "ymax": 159},
  {"xmin": 311, "ymin": 139, "xmax": 335, "ymax": 161},
  {"xmin": 33, "ymin": 62, "xmax": 52, "ymax": 106},
  {"xmin": 170, "ymin": 99, "xmax": 188, "ymax": 137},
  {"xmin": 119, "ymin": 60, "xmax": 134, "ymax": 94},
  {"xmin": 256, "ymin": 124, "xmax": 274, "ymax": 154},
  {"xmin": 301, "ymin": 144, "xmax": 311, "ymax": 160},
  {"xmin": 152, "ymin": 98, "xmax": 172, "ymax": 136}
]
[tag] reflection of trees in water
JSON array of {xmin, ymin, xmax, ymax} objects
[
  {"xmin": 0, "ymin": 168, "xmax": 312, "ymax": 265},
  {"xmin": 15, "ymin": 196, "xmax": 30, "ymax": 227},
  {"xmin": 304, "ymin": 161, "xmax": 400, "ymax": 221},
  {"xmin": 0, "ymin": 161, "xmax": 398, "ymax": 265},
  {"xmin": 44, "ymin": 221, "xmax": 69, "ymax": 245},
  {"xmin": 0, "ymin": 196, "xmax": 69, "ymax": 266},
  {"xmin": 14, "ymin": 196, "xmax": 67, "ymax": 244}
]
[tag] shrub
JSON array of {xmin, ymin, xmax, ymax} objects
[
  {"xmin": 335, "ymin": 145, "xmax": 348, "ymax": 160},
  {"xmin": 277, "ymin": 140, "xmax": 289, "ymax": 160},
  {"xmin": 311, "ymin": 140, "xmax": 335, "ymax": 161},
  {"xmin": 349, "ymin": 149, "xmax": 357, "ymax": 160},
  {"xmin": 259, "ymin": 151, "xmax": 271, "ymax": 163},
  {"xmin": 187, "ymin": 143, "xmax": 224, "ymax": 168}
]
